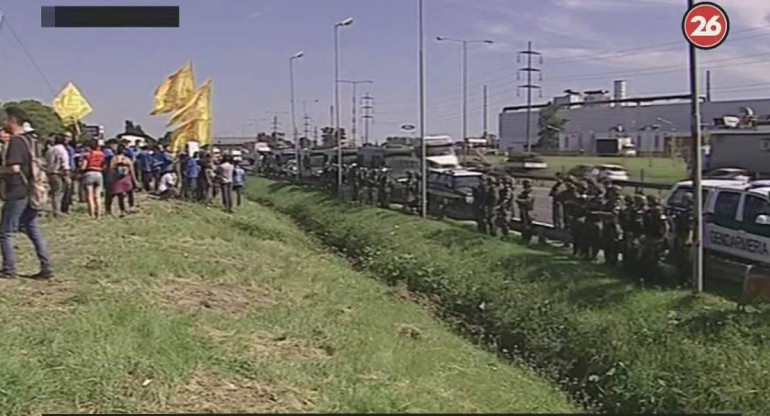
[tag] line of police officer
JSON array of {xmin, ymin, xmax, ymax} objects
[
  {"xmin": 320, "ymin": 164, "xmax": 396, "ymax": 209},
  {"xmin": 470, "ymin": 176, "xmax": 536, "ymax": 244},
  {"xmin": 317, "ymin": 164, "xmax": 695, "ymax": 286},
  {"xmin": 549, "ymin": 174, "xmax": 694, "ymax": 285}
]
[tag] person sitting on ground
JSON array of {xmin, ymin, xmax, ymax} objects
[
  {"xmin": 109, "ymin": 144, "xmax": 137, "ymax": 217},
  {"xmin": 157, "ymin": 169, "xmax": 179, "ymax": 200}
]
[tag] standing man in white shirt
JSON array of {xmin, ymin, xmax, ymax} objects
[{"xmin": 45, "ymin": 134, "xmax": 71, "ymax": 216}]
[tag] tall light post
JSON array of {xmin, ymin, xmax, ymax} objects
[
  {"xmin": 419, "ymin": 0, "xmax": 427, "ymax": 218},
  {"xmin": 334, "ymin": 17, "xmax": 354, "ymax": 198},
  {"xmin": 687, "ymin": 0, "xmax": 704, "ymax": 293},
  {"xmin": 436, "ymin": 36, "xmax": 493, "ymax": 164},
  {"xmin": 338, "ymin": 80, "xmax": 373, "ymax": 148},
  {"xmin": 290, "ymin": 50, "xmax": 304, "ymax": 180}
]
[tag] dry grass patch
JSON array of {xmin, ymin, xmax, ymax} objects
[
  {"xmin": 158, "ymin": 278, "xmax": 278, "ymax": 314},
  {"xmin": 160, "ymin": 370, "xmax": 313, "ymax": 413},
  {"xmin": 199, "ymin": 326, "xmax": 331, "ymax": 362},
  {"xmin": 0, "ymin": 279, "xmax": 76, "ymax": 311}
]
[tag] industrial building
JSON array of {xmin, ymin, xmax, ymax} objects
[{"xmin": 498, "ymin": 79, "xmax": 770, "ymax": 154}]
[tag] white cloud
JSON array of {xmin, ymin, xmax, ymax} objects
[
  {"xmin": 485, "ymin": 23, "xmax": 512, "ymax": 35},
  {"xmin": 247, "ymin": 11, "xmax": 264, "ymax": 19}
]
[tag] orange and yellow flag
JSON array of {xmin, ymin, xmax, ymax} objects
[
  {"xmin": 150, "ymin": 61, "xmax": 195, "ymax": 115},
  {"xmin": 168, "ymin": 118, "xmax": 199, "ymax": 154}
]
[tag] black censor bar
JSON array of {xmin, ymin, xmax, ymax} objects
[{"xmin": 41, "ymin": 6, "xmax": 179, "ymax": 28}]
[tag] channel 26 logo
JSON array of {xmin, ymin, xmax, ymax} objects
[{"xmin": 683, "ymin": 2, "xmax": 729, "ymax": 49}]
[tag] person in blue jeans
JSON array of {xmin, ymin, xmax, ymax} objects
[
  {"xmin": 185, "ymin": 152, "xmax": 200, "ymax": 200},
  {"xmin": 0, "ymin": 107, "xmax": 53, "ymax": 280},
  {"xmin": 232, "ymin": 160, "xmax": 245, "ymax": 207}
]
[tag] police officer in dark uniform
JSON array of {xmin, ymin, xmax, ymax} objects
[
  {"xmin": 564, "ymin": 180, "xmax": 587, "ymax": 256},
  {"xmin": 624, "ymin": 194, "xmax": 647, "ymax": 272},
  {"xmin": 378, "ymin": 168, "xmax": 394, "ymax": 208},
  {"xmin": 671, "ymin": 192, "xmax": 694, "ymax": 286},
  {"xmin": 404, "ymin": 171, "xmax": 416, "ymax": 213},
  {"xmin": 517, "ymin": 179, "xmax": 536, "ymax": 244},
  {"xmin": 485, "ymin": 177, "xmax": 499, "ymax": 236},
  {"xmin": 599, "ymin": 186, "xmax": 623, "ymax": 266},
  {"xmin": 497, "ymin": 177, "xmax": 515, "ymax": 237},
  {"xmin": 642, "ymin": 194, "xmax": 669, "ymax": 283},
  {"xmin": 584, "ymin": 181, "xmax": 605, "ymax": 261},
  {"xmin": 473, "ymin": 177, "xmax": 487, "ymax": 233},
  {"xmin": 550, "ymin": 172, "xmax": 565, "ymax": 229}
]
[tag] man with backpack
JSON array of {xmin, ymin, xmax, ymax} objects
[{"xmin": 0, "ymin": 107, "xmax": 53, "ymax": 280}]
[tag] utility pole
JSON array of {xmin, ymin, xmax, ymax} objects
[
  {"xmin": 361, "ymin": 93, "xmax": 374, "ymax": 145},
  {"xmin": 338, "ymin": 80, "xmax": 373, "ymax": 148},
  {"xmin": 314, "ymin": 125, "xmax": 319, "ymax": 145},
  {"xmin": 482, "ymin": 85, "xmax": 488, "ymax": 142},
  {"xmin": 688, "ymin": 0, "xmax": 704, "ymax": 293},
  {"xmin": 517, "ymin": 41, "xmax": 542, "ymax": 153},
  {"xmin": 329, "ymin": 105, "xmax": 334, "ymax": 129},
  {"xmin": 302, "ymin": 99, "xmax": 318, "ymax": 148}
]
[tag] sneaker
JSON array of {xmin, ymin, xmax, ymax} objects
[{"xmin": 29, "ymin": 270, "xmax": 54, "ymax": 280}]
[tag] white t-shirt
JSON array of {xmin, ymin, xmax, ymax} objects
[{"xmin": 158, "ymin": 172, "xmax": 177, "ymax": 192}]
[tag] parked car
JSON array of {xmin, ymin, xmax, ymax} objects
[
  {"xmin": 567, "ymin": 164, "xmax": 629, "ymax": 182},
  {"xmin": 705, "ymin": 168, "xmax": 751, "ymax": 181}
]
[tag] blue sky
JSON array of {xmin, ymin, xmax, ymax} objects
[{"xmin": 0, "ymin": 0, "xmax": 768, "ymax": 142}]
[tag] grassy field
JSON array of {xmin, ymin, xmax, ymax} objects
[
  {"xmin": 0, "ymin": 196, "xmax": 577, "ymax": 414},
  {"xmin": 249, "ymin": 177, "xmax": 770, "ymax": 416}
]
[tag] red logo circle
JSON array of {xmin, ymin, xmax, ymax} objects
[{"xmin": 683, "ymin": 2, "xmax": 729, "ymax": 50}]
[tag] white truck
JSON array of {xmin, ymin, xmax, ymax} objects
[{"xmin": 707, "ymin": 126, "xmax": 770, "ymax": 175}]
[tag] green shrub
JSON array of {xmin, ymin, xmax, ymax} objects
[{"xmin": 248, "ymin": 178, "xmax": 770, "ymax": 416}]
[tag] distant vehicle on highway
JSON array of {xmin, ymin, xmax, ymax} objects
[
  {"xmin": 705, "ymin": 168, "xmax": 751, "ymax": 181},
  {"xmin": 568, "ymin": 164, "xmax": 629, "ymax": 182}
]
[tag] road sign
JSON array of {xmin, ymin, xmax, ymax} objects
[
  {"xmin": 401, "ymin": 124, "xmax": 416, "ymax": 131},
  {"xmin": 682, "ymin": 2, "xmax": 729, "ymax": 50}
]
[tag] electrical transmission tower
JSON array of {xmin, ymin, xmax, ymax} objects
[
  {"xmin": 517, "ymin": 41, "xmax": 542, "ymax": 153},
  {"xmin": 361, "ymin": 93, "xmax": 375, "ymax": 145}
]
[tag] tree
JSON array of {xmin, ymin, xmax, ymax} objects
[
  {"xmin": 0, "ymin": 100, "xmax": 65, "ymax": 140},
  {"xmin": 321, "ymin": 127, "xmax": 347, "ymax": 147},
  {"xmin": 537, "ymin": 102, "xmax": 567, "ymax": 150}
]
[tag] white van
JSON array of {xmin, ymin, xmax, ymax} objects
[{"xmin": 665, "ymin": 178, "xmax": 770, "ymax": 266}]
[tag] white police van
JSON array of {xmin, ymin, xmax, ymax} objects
[{"xmin": 665, "ymin": 179, "xmax": 770, "ymax": 266}]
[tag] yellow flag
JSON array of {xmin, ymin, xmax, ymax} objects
[
  {"xmin": 150, "ymin": 61, "xmax": 195, "ymax": 115},
  {"xmin": 168, "ymin": 118, "xmax": 199, "ymax": 155},
  {"xmin": 167, "ymin": 78, "xmax": 212, "ymax": 127},
  {"xmin": 196, "ymin": 117, "xmax": 212, "ymax": 147},
  {"xmin": 52, "ymin": 82, "xmax": 93, "ymax": 125}
]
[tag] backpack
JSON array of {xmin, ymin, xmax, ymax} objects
[
  {"xmin": 18, "ymin": 134, "xmax": 49, "ymax": 210},
  {"xmin": 116, "ymin": 165, "xmax": 129, "ymax": 178}
]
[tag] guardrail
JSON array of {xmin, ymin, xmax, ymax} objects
[{"xmin": 490, "ymin": 171, "xmax": 675, "ymax": 191}]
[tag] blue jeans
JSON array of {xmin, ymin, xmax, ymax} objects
[{"xmin": 1, "ymin": 198, "xmax": 52, "ymax": 275}]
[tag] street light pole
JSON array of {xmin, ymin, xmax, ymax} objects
[
  {"xmin": 290, "ymin": 51, "xmax": 304, "ymax": 181},
  {"xmin": 334, "ymin": 17, "xmax": 354, "ymax": 199},
  {"xmin": 436, "ymin": 36, "xmax": 494, "ymax": 164},
  {"xmin": 687, "ymin": 0, "xmax": 704, "ymax": 293},
  {"xmin": 419, "ymin": 0, "xmax": 427, "ymax": 218}
]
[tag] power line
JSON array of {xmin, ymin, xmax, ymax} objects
[
  {"xmin": 1, "ymin": 14, "xmax": 57, "ymax": 96},
  {"xmin": 377, "ymin": 27, "xmax": 770, "ymax": 109}
]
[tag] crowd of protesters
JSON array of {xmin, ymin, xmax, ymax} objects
[{"xmin": 0, "ymin": 106, "xmax": 247, "ymax": 281}]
